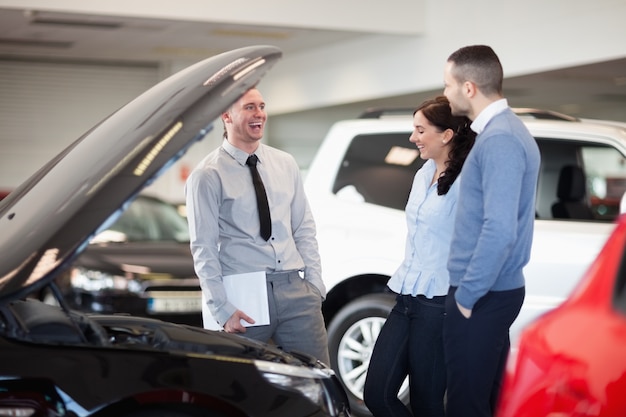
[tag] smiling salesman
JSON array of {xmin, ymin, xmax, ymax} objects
[{"xmin": 185, "ymin": 87, "xmax": 330, "ymax": 365}]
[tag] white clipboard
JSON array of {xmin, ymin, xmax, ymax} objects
[{"xmin": 202, "ymin": 271, "xmax": 270, "ymax": 330}]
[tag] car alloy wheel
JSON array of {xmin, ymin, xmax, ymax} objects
[{"xmin": 327, "ymin": 293, "xmax": 409, "ymax": 416}]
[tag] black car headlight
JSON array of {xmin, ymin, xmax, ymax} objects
[
  {"xmin": 70, "ymin": 267, "xmax": 142, "ymax": 293},
  {"xmin": 255, "ymin": 361, "xmax": 336, "ymax": 412}
]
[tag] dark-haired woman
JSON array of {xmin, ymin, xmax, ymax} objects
[{"xmin": 363, "ymin": 96, "xmax": 476, "ymax": 417}]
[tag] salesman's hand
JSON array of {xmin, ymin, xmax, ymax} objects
[
  {"xmin": 223, "ymin": 309, "xmax": 255, "ymax": 333},
  {"xmin": 456, "ymin": 301, "xmax": 472, "ymax": 319}
]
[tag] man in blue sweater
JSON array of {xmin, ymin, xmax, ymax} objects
[{"xmin": 442, "ymin": 45, "xmax": 541, "ymax": 417}]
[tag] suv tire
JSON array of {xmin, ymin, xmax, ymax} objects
[{"xmin": 327, "ymin": 293, "xmax": 409, "ymax": 416}]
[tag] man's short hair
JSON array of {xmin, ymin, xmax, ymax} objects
[{"xmin": 447, "ymin": 45, "xmax": 503, "ymax": 96}]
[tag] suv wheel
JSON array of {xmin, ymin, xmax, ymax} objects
[{"xmin": 327, "ymin": 293, "xmax": 409, "ymax": 416}]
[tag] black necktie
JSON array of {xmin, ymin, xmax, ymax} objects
[{"xmin": 246, "ymin": 154, "xmax": 272, "ymax": 241}]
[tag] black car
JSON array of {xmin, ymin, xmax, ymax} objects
[
  {"xmin": 0, "ymin": 45, "xmax": 351, "ymax": 417},
  {"xmin": 52, "ymin": 194, "xmax": 203, "ymax": 327}
]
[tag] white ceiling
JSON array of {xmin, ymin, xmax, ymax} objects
[
  {"xmin": 0, "ymin": 8, "xmax": 373, "ymax": 62},
  {"xmin": 0, "ymin": 6, "xmax": 625, "ymax": 121}
]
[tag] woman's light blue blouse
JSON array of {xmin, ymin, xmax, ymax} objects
[{"xmin": 386, "ymin": 159, "xmax": 459, "ymax": 298}]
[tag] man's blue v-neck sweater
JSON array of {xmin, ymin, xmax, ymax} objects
[{"xmin": 447, "ymin": 108, "xmax": 541, "ymax": 310}]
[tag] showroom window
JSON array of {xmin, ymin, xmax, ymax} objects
[{"xmin": 0, "ymin": 59, "xmax": 158, "ymax": 188}]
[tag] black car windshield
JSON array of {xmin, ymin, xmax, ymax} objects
[{"xmin": 92, "ymin": 196, "xmax": 190, "ymax": 243}]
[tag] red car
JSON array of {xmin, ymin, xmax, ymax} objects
[{"xmin": 496, "ymin": 214, "xmax": 626, "ymax": 416}]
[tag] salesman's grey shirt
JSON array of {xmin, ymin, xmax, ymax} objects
[{"xmin": 185, "ymin": 139, "xmax": 324, "ymax": 325}]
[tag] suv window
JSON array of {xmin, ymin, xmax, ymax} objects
[
  {"xmin": 332, "ymin": 132, "xmax": 425, "ymax": 210},
  {"xmin": 333, "ymin": 133, "xmax": 626, "ymax": 222},
  {"xmin": 583, "ymin": 145, "xmax": 626, "ymax": 220},
  {"xmin": 537, "ymin": 138, "xmax": 626, "ymax": 221}
]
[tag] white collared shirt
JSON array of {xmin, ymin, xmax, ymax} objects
[
  {"xmin": 471, "ymin": 98, "xmax": 509, "ymax": 134},
  {"xmin": 185, "ymin": 139, "xmax": 324, "ymax": 325}
]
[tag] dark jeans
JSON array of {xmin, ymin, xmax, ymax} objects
[
  {"xmin": 443, "ymin": 286, "xmax": 524, "ymax": 417},
  {"xmin": 364, "ymin": 294, "xmax": 446, "ymax": 417}
]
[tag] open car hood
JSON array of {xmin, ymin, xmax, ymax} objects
[{"xmin": 0, "ymin": 45, "xmax": 282, "ymax": 302}]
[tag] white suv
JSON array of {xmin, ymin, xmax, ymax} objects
[{"xmin": 304, "ymin": 108, "xmax": 626, "ymax": 416}]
